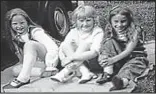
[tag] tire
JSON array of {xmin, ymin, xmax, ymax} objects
[{"xmin": 47, "ymin": 1, "xmax": 70, "ymax": 41}]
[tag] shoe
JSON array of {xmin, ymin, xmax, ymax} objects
[
  {"xmin": 63, "ymin": 71, "xmax": 76, "ymax": 82},
  {"xmin": 109, "ymin": 75, "xmax": 124, "ymax": 91},
  {"xmin": 79, "ymin": 76, "xmax": 93, "ymax": 84},
  {"xmin": 51, "ymin": 71, "xmax": 76, "ymax": 83},
  {"xmin": 96, "ymin": 72, "xmax": 112, "ymax": 84},
  {"xmin": 78, "ymin": 73, "xmax": 94, "ymax": 84},
  {"xmin": 50, "ymin": 73, "xmax": 62, "ymax": 82},
  {"xmin": 41, "ymin": 68, "xmax": 58, "ymax": 78},
  {"xmin": 3, "ymin": 79, "xmax": 30, "ymax": 89},
  {"xmin": 50, "ymin": 77, "xmax": 61, "ymax": 82}
]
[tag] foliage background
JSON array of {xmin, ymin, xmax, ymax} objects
[{"xmin": 84, "ymin": 1, "xmax": 155, "ymax": 41}]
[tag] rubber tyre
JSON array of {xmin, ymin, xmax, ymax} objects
[{"xmin": 47, "ymin": 1, "xmax": 70, "ymax": 41}]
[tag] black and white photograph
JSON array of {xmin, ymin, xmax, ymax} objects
[{"xmin": 1, "ymin": 0, "xmax": 155, "ymax": 93}]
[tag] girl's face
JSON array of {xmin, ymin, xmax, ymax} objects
[
  {"xmin": 111, "ymin": 14, "xmax": 129, "ymax": 33},
  {"xmin": 76, "ymin": 17, "xmax": 94, "ymax": 32},
  {"xmin": 11, "ymin": 15, "xmax": 28, "ymax": 34}
]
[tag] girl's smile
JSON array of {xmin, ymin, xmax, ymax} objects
[
  {"xmin": 77, "ymin": 17, "xmax": 94, "ymax": 32},
  {"xmin": 111, "ymin": 14, "xmax": 129, "ymax": 33},
  {"xmin": 11, "ymin": 15, "xmax": 28, "ymax": 34}
]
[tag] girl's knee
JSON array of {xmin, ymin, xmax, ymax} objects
[
  {"xmin": 63, "ymin": 42, "xmax": 77, "ymax": 51},
  {"xmin": 23, "ymin": 41, "xmax": 38, "ymax": 53},
  {"xmin": 24, "ymin": 41, "xmax": 36, "ymax": 46},
  {"xmin": 61, "ymin": 42, "xmax": 77, "ymax": 55},
  {"xmin": 24, "ymin": 41, "xmax": 36, "ymax": 48}
]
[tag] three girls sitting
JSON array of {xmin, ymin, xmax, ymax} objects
[{"xmin": 4, "ymin": 5, "xmax": 149, "ymax": 92}]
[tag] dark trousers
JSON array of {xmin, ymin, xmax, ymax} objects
[{"xmin": 99, "ymin": 38, "xmax": 149, "ymax": 81}]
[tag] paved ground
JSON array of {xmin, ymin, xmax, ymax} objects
[{"xmin": 1, "ymin": 40, "xmax": 155, "ymax": 92}]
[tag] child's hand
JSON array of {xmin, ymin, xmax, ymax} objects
[
  {"xmin": 98, "ymin": 54, "xmax": 108, "ymax": 62},
  {"xmin": 99, "ymin": 58, "xmax": 115, "ymax": 67},
  {"xmin": 99, "ymin": 59, "xmax": 108, "ymax": 67},
  {"xmin": 105, "ymin": 58, "xmax": 115, "ymax": 66}
]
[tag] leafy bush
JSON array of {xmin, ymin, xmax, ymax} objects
[{"xmin": 84, "ymin": 1, "xmax": 155, "ymax": 41}]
